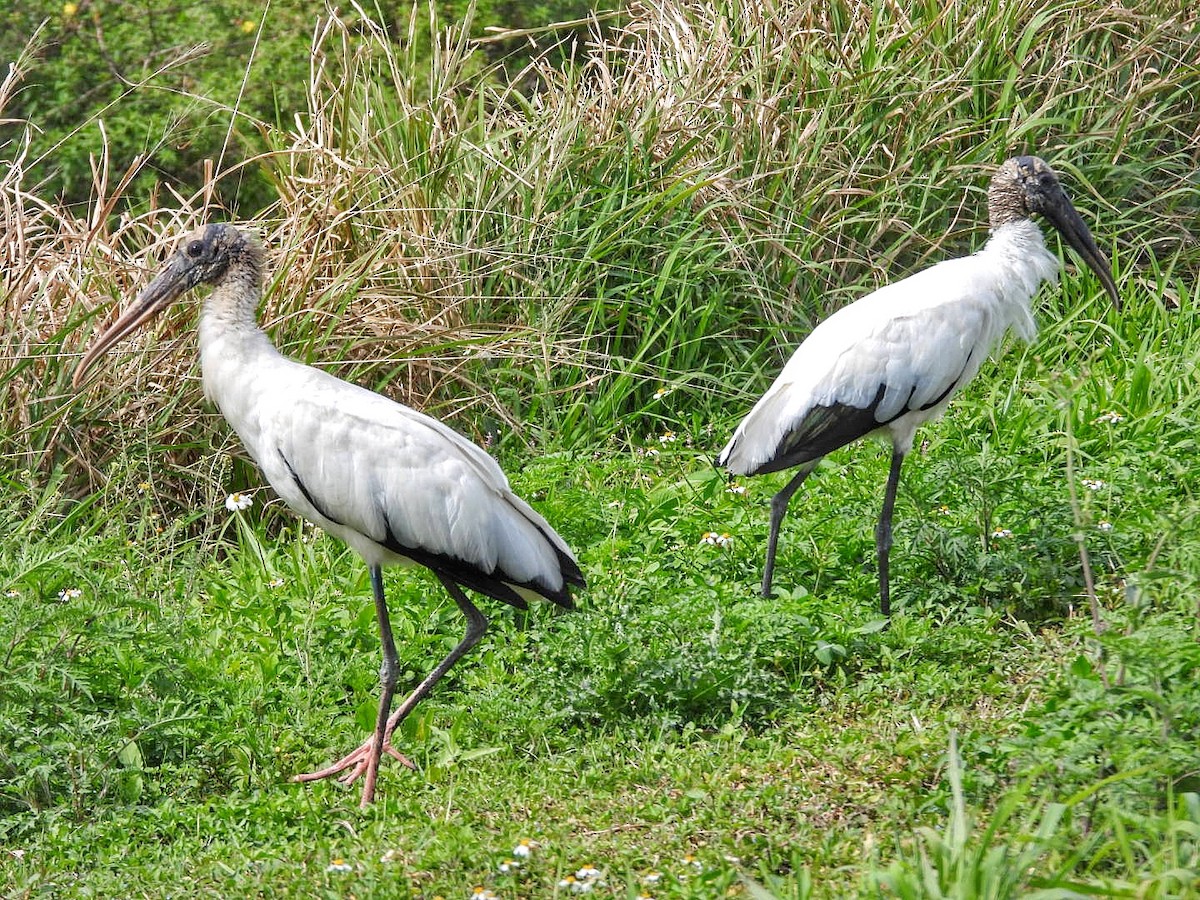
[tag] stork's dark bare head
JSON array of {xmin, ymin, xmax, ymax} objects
[
  {"xmin": 72, "ymin": 223, "xmax": 266, "ymax": 389},
  {"xmin": 988, "ymin": 156, "xmax": 1120, "ymax": 307}
]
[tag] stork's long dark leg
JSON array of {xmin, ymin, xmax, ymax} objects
[
  {"xmin": 359, "ymin": 565, "xmax": 399, "ymax": 808},
  {"xmin": 371, "ymin": 576, "xmax": 488, "ymax": 747},
  {"xmin": 293, "ymin": 573, "xmax": 489, "ymax": 805},
  {"xmin": 762, "ymin": 461, "xmax": 818, "ymax": 598},
  {"xmin": 876, "ymin": 448, "xmax": 906, "ymax": 617}
]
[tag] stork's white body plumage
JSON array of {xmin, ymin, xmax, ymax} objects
[
  {"xmin": 199, "ymin": 316, "xmax": 572, "ymax": 604},
  {"xmin": 720, "ymin": 221, "xmax": 1055, "ymax": 475},
  {"xmin": 74, "ymin": 224, "xmax": 583, "ymax": 807},
  {"xmin": 716, "ymin": 156, "xmax": 1120, "ymax": 613}
]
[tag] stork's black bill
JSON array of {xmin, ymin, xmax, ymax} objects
[
  {"xmin": 72, "ymin": 224, "xmax": 241, "ymax": 388},
  {"xmin": 1012, "ymin": 156, "xmax": 1121, "ymax": 309}
]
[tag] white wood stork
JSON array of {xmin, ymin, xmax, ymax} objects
[
  {"xmin": 72, "ymin": 224, "xmax": 585, "ymax": 807},
  {"xmin": 717, "ymin": 156, "xmax": 1120, "ymax": 615}
]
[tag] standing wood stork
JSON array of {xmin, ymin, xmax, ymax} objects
[
  {"xmin": 717, "ymin": 156, "xmax": 1120, "ymax": 615},
  {"xmin": 72, "ymin": 224, "xmax": 585, "ymax": 807}
]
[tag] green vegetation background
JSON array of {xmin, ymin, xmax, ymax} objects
[
  {"xmin": 2, "ymin": 1, "xmax": 1199, "ymax": 897},
  {"xmin": 1, "ymin": 0, "xmax": 591, "ymax": 212}
]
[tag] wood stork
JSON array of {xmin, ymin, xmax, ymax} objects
[
  {"xmin": 717, "ymin": 156, "xmax": 1120, "ymax": 615},
  {"xmin": 72, "ymin": 224, "xmax": 585, "ymax": 807}
]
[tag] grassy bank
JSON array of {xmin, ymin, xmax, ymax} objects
[{"xmin": 2, "ymin": 0, "xmax": 1199, "ymax": 896}]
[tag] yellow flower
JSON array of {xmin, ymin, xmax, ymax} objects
[
  {"xmin": 239, "ymin": 19, "xmax": 256, "ymax": 33},
  {"xmin": 63, "ymin": 2, "xmax": 78, "ymax": 17}
]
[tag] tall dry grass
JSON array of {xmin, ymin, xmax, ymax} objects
[{"xmin": 2, "ymin": 0, "xmax": 1198, "ymax": 510}]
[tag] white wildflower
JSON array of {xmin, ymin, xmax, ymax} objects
[{"xmin": 225, "ymin": 492, "xmax": 253, "ymax": 512}]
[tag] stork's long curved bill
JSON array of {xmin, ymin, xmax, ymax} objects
[
  {"xmin": 72, "ymin": 255, "xmax": 193, "ymax": 389},
  {"xmin": 1042, "ymin": 196, "xmax": 1121, "ymax": 310}
]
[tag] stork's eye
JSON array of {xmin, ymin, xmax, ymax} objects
[{"xmin": 186, "ymin": 240, "xmax": 204, "ymax": 258}]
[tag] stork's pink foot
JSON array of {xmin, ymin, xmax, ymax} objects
[{"xmin": 293, "ymin": 740, "xmax": 415, "ymax": 787}]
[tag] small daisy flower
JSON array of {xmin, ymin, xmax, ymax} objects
[
  {"xmin": 701, "ymin": 531, "xmax": 733, "ymax": 547},
  {"xmin": 5, "ymin": 589, "xmax": 19, "ymax": 598},
  {"xmin": 653, "ymin": 386, "xmax": 673, "ymax": 400},
  {"xmin": 1098, "ymin": 520, "xmax": 1114, "ymax": 532},
  {"xmin": 638, "ymin": 447, "xmax": 661, "ymax": 458},
  {"xmin": 470, "ymin": 889, "xmax": 498, "ymax": 899},
  {"xmin": 575, "ymin": 865, "xmax": 602, "ymax": 880},
  {"xmin": 1081, "ymin": 478, "xmax": 1106, "ymax": 491},
  {"xmin": 681, "ymin": 854, "xmax": 702, "ymax": 871},
  {"xmin": 137, "ymin": 481, "xmax": 151, "ymax": 493},
  {"xmin": 658, "ymin": 431, "xmax": 677, "ymax": 445},
  {"xmin": 991, "ymin": 528, "xmax": 1013, "ymax": 540},
  {"xmin": 558, "ymin": 875, "xmax": 578, "ymax": 890},
  {"xmin": 267, "ymin": 578, "xmax": 285, "ymax": 589},
  {"xmin": 225, "ymin": 492, "xmax": 253, "ymax": 512},
  {"xmin": 58, "ymin": 588, "xmax": 83, "ymax": 601},
  {"xmin": 936, "ymin": 504, "xmax": 951, "ymax": 516},
  {"xmin": 498, "ymin": 859, "xmax": 521, "ymax": 873},
  {"xmin": 1094, "ymin": 411, "xmax": 1124, "ymax": 425},
  {"xmin": 512, "ymin": 838, "xmax": 536, "ymax": 858},
  {"xmin": 325, "ymin": 858, "xmax": 352, "ymax": 873},
  {"xmin": 726, "ymin": 483, "xmax": 747, "ymax": 495},
  {"xmin": 642, "ymin": 871, "xmax": 663, "ymax": 885}
]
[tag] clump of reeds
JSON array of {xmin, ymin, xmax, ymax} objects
[{"xmin": 3, "ymin": 0, "xmax": 1198, "ymax": 509}]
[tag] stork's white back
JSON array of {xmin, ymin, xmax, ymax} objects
[
  {"xmin": 197, "ymin": 299, "xmax": 577, "ymax": 596},
  {"xmin": 719, "ymin": 220, "xmax": 1059, "ymax": 474}
]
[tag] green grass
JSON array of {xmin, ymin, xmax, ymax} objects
[
  {"xmin": 3, "ymin": 0, "xmax": 1200, "ymax": 896},
  {"xmin": 3, "ymin": 375, "xmax": 1200, "ymax": 895}
]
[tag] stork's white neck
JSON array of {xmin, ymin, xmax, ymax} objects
[
  {"xmin": 197, "ymin": 277, "xmax": 282, "ymax": 409},
  {"xmin": 983, "ymin": 219, "xmax": 1061, "ymax": 283},
  {"xmin": 976, "ymin": 218, "xmax": 1061, "ymax": 343}
]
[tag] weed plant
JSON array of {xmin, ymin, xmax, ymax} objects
[{"xmin": 2, "ymin": 0, "xmax": 1199, "ymax": 897}]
